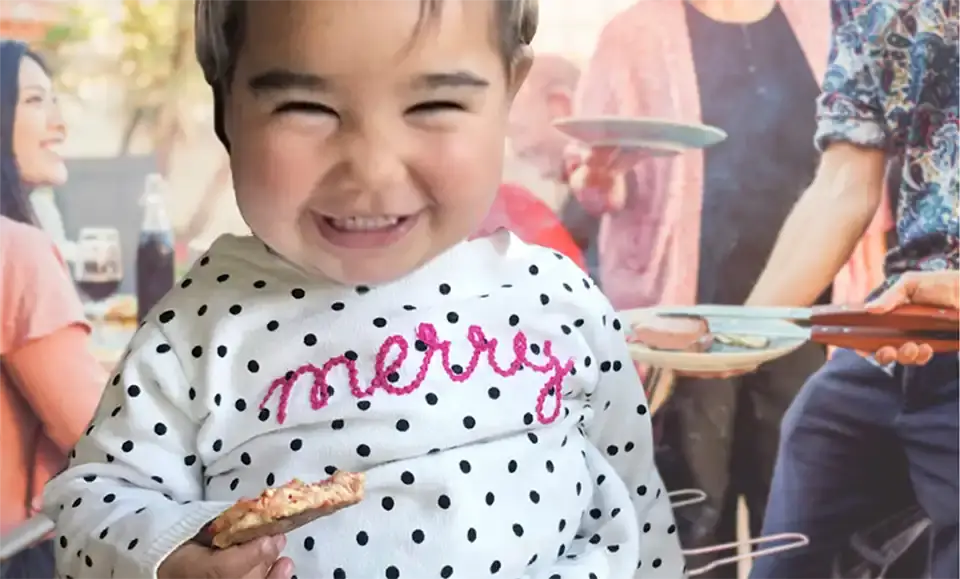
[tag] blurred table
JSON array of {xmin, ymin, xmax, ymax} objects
[{"xmin": 86, "ymin": 295, "xmax": 138, "ymax": 370}]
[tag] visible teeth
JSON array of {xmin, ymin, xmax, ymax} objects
[{"xmin": 329, "ymin": 216, "xmax": 401, "ymax": 231}]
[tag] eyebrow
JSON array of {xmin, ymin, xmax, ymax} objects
[
  {"xmin": 247, "ymin": 68, "xmax": 489, "ymax": 95},
  {"xmin": 248, "ymin": 69, "xmax": 329, "ymax": 94},
  {"xmin": 411, "ymin": 71, "xmax": 490, "ymax": 90}
]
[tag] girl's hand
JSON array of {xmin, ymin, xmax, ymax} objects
[
  {"xmin": 864, "ymin": 270, "xmax": 960, "ymax": 365},
  {"xmin": 158, "ymin": 535, "xmax": 293, "ymax": 579}
]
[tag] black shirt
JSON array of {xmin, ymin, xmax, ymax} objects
[{"xmin": 685, "ymin": 2, "xmax": 828, "ymax": 304}]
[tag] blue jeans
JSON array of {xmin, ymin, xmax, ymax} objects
[{"xmin": 749, "ymin": 349, "xmax": 958, "ymax": 578}]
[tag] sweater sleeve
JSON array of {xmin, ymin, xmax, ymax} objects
[
  {"xmin": 582, "ymin": 292, "xmax": 686, "ymax": 578},
  {"xmin": 42, "ymin": 321, "xmax": 232, "ymax": 579}
]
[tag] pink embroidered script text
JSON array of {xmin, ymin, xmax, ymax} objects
[{"xmin": 260, "ymin": 323, "xmax": 575, "ymax": 425}]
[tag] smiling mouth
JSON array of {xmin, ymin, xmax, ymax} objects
[
  {"xmin": 324, "ymin": 215, "xmax": 408, "ymax": 232},
  {"xmin": 312, "ymin": 212, "xmax": 419, "ymax": 250}
]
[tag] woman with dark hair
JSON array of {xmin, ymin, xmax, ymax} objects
[{"xmin": 0, "ymin": 40, "xmax": 106, "ymax": 579}]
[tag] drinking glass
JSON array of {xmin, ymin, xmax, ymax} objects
[{"xmin": 74, "ymin": 227, "xmax": 123, "ymax": 317}]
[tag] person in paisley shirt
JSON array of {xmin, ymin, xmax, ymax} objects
[{"xmin": 736, "ymin": 0, "xmax": 959, "ymax": 576}]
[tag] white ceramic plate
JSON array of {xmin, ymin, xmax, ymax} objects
[
  {"xmin": 553, "ymin": 116, "xmax": 727, "ymax": 154},
  {"xmin": 620, "ymin": 307, "xmax": 806, "ymax": 373}
]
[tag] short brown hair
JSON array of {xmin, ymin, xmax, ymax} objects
[{"xmin": 195, "ymin": 0, "xmax": 539, "ymax": 90}]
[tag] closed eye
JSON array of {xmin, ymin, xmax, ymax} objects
[
  {"xmin": 406, "ymin": 100, "xmax": 466, "ymax": 115},
  {"xmin": 274, "ymin": 101, "xmax": 338, "ymax": 116}
]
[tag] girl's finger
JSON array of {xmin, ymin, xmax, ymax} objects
[{"xmin": 266, "ymin": 557, "xmax": 295, "ymax": 579}]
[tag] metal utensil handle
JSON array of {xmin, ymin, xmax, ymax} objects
[
  {"xmin": 684, "ymin": 532, "xmax": 810, "ymax": 577},
  {"xmin": 0, "ymin": 515, "xmax": 55, "ymax": 561}
]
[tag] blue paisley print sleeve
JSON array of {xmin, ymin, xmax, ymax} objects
[{"xmin": 815, "ymin": 0, "xmax": 889, "ymax": 151}]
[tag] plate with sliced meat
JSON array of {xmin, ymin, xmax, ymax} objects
[
  {"xmin": 621, "ymin": 308, "xmax": 806, "ymax": 372},
  {"xmin": 196, "ymin": 470, "xmax": 366, "ymax": 549}
]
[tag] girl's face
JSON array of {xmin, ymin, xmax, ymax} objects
[
  {"xmin": 13, "ymin": 56, "xmax": 67, "ymax": 187},
  {"xmin": 225, "ymin": 0, "xmax": 530, "ymax": 286}
]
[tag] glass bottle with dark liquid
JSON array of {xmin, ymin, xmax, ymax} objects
[{"xmin": 136, "ymin": 174, "xmax": 175, "ymax": 323}]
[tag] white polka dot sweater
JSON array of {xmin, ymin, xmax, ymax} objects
[{"xmin": 44, "ymin": 232, "xmax": 685, "ymax": 579}]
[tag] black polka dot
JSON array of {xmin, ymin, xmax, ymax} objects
[
  {"xmin": 373, "ymin": 317, "xmax": 387, "ymax": 328},
  {"xmin": 214, "ymin": 394, "xmax": 222, "ymax": 406},
  {"xmin": 488, "ymin": 387, "xmax": 500, "ymax": 399},
  {"xmin": 197, "ymin": 305, "xmax": 208, "ymax": 316},
  {"xmin": 357, "ymin": 400, "xmax": 371, "ymax": 411},
  {"xmin": 247, "ymin": 360, "xmax": 260, "ymax": 373},
  {"xmin": 637, "ymin": 404, "xmax": 648, "ymax": 415},
  {"xmin": 127, "ymin": 385, "xmax": 141, "ymax": 397},
  {"xmin": 291, "ymin": 288, "xmax": 306, "ymax": 299},
  {"xmin": 512, "ymin": 523, "xmax": 524, "ymax": 537},
  {"xmin": 345, "ymin": 350, "xmax": 359, "ymax": 361},
  {"xmin": 381, "ymin": 496, "xmax": 395, "ymax": 511},
  {"xmin": 258, "ymin": 408, "xmax": 270, "ymax": 421},
  {"xmin": 184, "ymin": 455, "xmax": 197, "ymax": 466},
  {"xmin": 507, "ymin": 460, "xmax": 518, "ymax": 473},
  {"xmin": 490, "ymin": 561, "xmax": 501, "ymax": 573},
  {"xmin": 357, "ymin": 444, "xmax": 371, "ymax": 457},
  {"xmin": 127, "ymin": 539, "xmax": 138, "ymax": 550},
  {"xmin": 153, "ymin": 423, "xmax": 167, "ymax": 436},
  {"xmin": 121, "ymin": 440, "xmax": 134, "ymax": 452},
  {"xmin": 355, "ymin": 531, "xmax": 368, "ymax": 546},
  {"xmin": 235, "ymin": 399, "xmax": 247, "ymax": 412},
  {"xmin": 529, "ymin": 490, "xmax": 540, "ymax": 504},
  {"xmin": 653, "ymin": 559, "xmax": 662, "ymax": 568},
  {"xmin": 395, "ymin": 419, "xmax": 409, "ymax": 432},
  {"xmin": 267, "ymin": 320, "xmax": 279, "ymax": 331},
  {"xmin": 485, "ymin": 492, "xmax": 495, "ymax": 505},
  {"xmin": 412, "ymin": 529, "xmax": 425, "ymax": 543},
  {"xmin": 213, "ymin": 439, "xmax": 223, "ymax": 452},
  {"xmin": 637, "ymin": 485, "xmax": 648, "ymax": 496},
  {"xmin": 425, "ymin": 392, "xmax": 439, "ymax": 405},
  {"xmin": 331, "ymin": 301, "xmax": 345, "ymax": 311},
  {"xmin": 228, "ymin": 304, "xmax": 242, "ymax": 315},
  {"xmin": 508, "ymin": 314, "xmax": 520, "ymax": 326},
  {"xmin": 441, "ymin": 565, "xmax": 453, "ymax": 577},
  {"xmin": 400, "ymin": 471, "xmax": 415, "ymax": 485},
  {"xmin": 290, "ymin": 438, "xmax": 303, "ymax": 451},
  {"xmin": 437, "ymin": 494, "xmax": 451, "ymax": 509},
  {"xmin": 191, "ymin": 345, "xmax": 203, "ymax": 358},
  {"xmin": 266, "ymin": 473, "xmax": 275, "ymax": 486},
  {"xmin": 446, "ymin": 312, "xmax": 459, "ymax": 324},
  {"xmin": 103, "ymin": 493, "xmax": 116, "ymax": 503},
  {"xmin": 462, "ymin": 416, "xmax": 476, "ymax": 429},
  {"xmin": 158, "ymin": 310, "xmax": 175, "ymax": 324},
  {"xmin": 230, "ymin": 478, "xmax": 239, "ymax": 491},
  {"xmin": 334, "ymin": 570, "xmax": 346, "ymax": 579},
  {"xmin": 438, "ymin": 283, "xmax": 451, "ymax": 295},
  {"xmin": 539, "ymin": 294, "xmax": 550, "ymax": 305},
  {"xmin": 156, "ymin": 343, "xmax": 171, "ymax": 354},
  {"xmin": 303, "ymin": 536, "xmax": 315, "ymax": 551},
  {"xmin": 459, "ymin": 460, "xmax": 471, "ymax": 474},
  {"xmin": 385, "ymin": 565, "xmax": 399, "ymax": 579}
]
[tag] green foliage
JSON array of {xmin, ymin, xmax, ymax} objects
[{"xmin": 39, "ymin": 0, "xmax": 207, "ymax": 153}]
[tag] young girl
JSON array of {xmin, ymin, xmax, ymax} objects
[{"xmin": 43, "ymin": 1, "xmax": 684, "ymax": 578}]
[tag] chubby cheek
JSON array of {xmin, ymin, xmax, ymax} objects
[
  {"xmin": 422, "ymin": 129, "xmax": 505, "ymax": 236},
  {"xmin": 230, "ymin": 132, "xmax": 324, "ymax": 243}
]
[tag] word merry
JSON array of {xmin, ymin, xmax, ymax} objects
[{"xmin": 259, "ymin": 323, "xmax": 574, "ymax": 425}]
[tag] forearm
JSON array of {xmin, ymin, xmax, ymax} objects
[
  {"xmin": 6, "ymin": 326, "xmax": 107, "ymax": 452},
  {"xmin": 748, "ymin": 145, "xmax": 885, "ymax": 307}
]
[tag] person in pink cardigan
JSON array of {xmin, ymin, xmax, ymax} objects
[
  {"xmin": 567, "ymin": 1, "xmax": 892, "ymax": 576},
  {"xmin": 0, "ymin": 40, "xmax": 106, "ymax": 578}
]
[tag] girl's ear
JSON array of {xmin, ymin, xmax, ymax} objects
[{"xmin": 507, "ymin": 46, "xmax": 534, "ymax": 101}]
